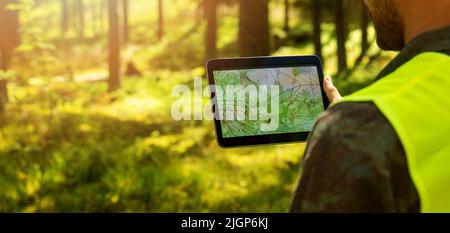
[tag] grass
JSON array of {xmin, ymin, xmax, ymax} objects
[{"xmin": 0, "ymin": 71, "xmax": 305, "ymax": 212}]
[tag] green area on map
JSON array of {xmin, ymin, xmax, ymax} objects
[{"xmin": 213, "ymin": 66, "xmax": 324, "ymax": 138}]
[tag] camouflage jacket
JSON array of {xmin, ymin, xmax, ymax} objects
[{"xmin": 290, "ymin": 26, "xmax": 450, "ymax": 212}]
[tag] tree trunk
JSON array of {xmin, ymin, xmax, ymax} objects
[
  {"xmin": 334, "ymin": 0, "xmax": 347, "ymax": 72},
  {"xmin": 76, "ymin": 0, "xmax": 85, "ymax": 39},
  {"xmin": 0, "ymin": 0, "xmax": 19, "ymax": 112},
  {"xmin": 123, "ymin": 0, "xmax": 129, "ymax": 43},
  {"xmin": 157, "ymin": 0, "xmax": 164, "ymax": 41},
  {"xmin": 94, "ymin": 0, "xmax": 100, "ymax": 36},
  {"xmin": 284, "ymin": 0, "xmax": 290, "ymax": 32},
  {"xmin": 0, "ymin": 80, "xmax": 7, "ymax": 113},
  {"xmin": 98, "ymin": 0, "xmax": 107, "ymax": 37},
  {"xmin": 204, "ymin": 0, "xmax": 217, "ymax": 61},
  {"xmin": 61, "ymin": 0, "xmax": 69, "ymax": 34},
  {"xmin": 108, "ymin": 0, "xmax": 120, "ymax": 91},
  {"xmin": 361, "ymin": 2, "xmax": 369, "ymax": 56},
  {"xmin": 239, "ymin": 0, "xmax": 270, "ymax": 56},
  {"xmin": 312, "ymin": 0, "xmax": 323, "ymax": 63},
  {"xmin": 0, "ymin": 0, "xmax": 20, "ymax": 70},
  {"xmin": 91, "ymin": 1, "xmax": 96, "ymax": 35}
]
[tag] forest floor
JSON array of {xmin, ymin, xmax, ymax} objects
[
  {"xmin": 0, "ymin": 70, "xmax": 305, "ymax": 212},
  {"xmin": 0, "ymin": 38, "xmax": 397, "ymax": 212}
]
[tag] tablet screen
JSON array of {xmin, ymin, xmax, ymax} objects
[{"xmin": 213, "ymin": 66, "xmax": 324, "ymax": 138}]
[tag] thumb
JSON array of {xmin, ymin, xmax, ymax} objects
[{"xmin": 323, "ymin": 75, "xmax": 342, "ymax": 103}]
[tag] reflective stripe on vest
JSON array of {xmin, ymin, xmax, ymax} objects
[{"xmin": 337, "ymin": 52, "xmax": 450, "ymax": 213}]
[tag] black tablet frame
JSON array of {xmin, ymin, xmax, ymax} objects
[{"xmin": 206, "ymin": 55, "xmax": 329, "ymax": 148}]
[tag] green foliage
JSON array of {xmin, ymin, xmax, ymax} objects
[
  {"xmin": 0, "ymin": 73, "xmax": 303, "ymax": 212},
  {"xmin": 0, "ymin": 0, "xmax": 398, "ymax": 212}
]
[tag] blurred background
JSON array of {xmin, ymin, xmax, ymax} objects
[{"xmin": 0, "ymin": 0, "xmax": 396, "ymax": 212}]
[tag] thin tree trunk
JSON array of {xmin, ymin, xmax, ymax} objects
[
  {"xmin": 108, "ymin": 0, "xmax": 120, "ymax": 91},
  {"xmin": 361, "ymin": 2, "xmax": 369, "ymax": 56},
  {"xmin": 334, "ymin": 0, "xmax": 347, "ymax": 72},
  {"xmin": 90, "ymin": 0, "xmax": 97, "ymax": 37},
  {"xmin": 204, "ymin": 0, "xmax": 217, "ymax": 60},
  {"xmin": 284, "ymin": 0, "xmax": 289, "ymax": 32},
  {"xmin": 123, "ymin": 0, "xmax": 129, "ymax": 43},
  {"xmin": 157, "ymin": 0, "xmax": 164, "ymax": 41},
  {"xmin": 0, "ymin": 2, "xmax": 6, "ymax": 71},
  {"xmin": 0, "ymin": 0, "xmax": 19, "ymax": 112},
  {"xmin": 312, "ymin": 0, "xmax": 323, "ymax": 63},
  {"xmin": 61, "ymin": 0, "xmax": 69, "ymax": 34},
  {"xmin": 0, "ymin": 80, "xmax": 7, "ymax": 112},
  {"xmin": 76, "ymin": 0, "xmax": 85, "ymax": 38},
  {"xmin": 0, "ymin": 0, "xmax": 19, "ymax": 70},
  {"xmin": 94, "ymin": 0, "xmax": 101, "ymax": 36},
  {"xmin": 99, "ymin": 0, "xmax": 106, "ymax": 36},
  {"xmin": 239, "ymin": 0, "xmax": 270, "ymax": 56}
]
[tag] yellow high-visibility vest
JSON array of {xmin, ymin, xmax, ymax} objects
[{"xmin": 338, "ymin": 52, "xmax": 450, "ymax": 212}]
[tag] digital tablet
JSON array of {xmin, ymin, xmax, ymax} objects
[{"xmin": 206, "ymin": 55, "xmax": 329, "ymax": 147}]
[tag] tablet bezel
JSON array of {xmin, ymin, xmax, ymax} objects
[{"xmin": 206, "ymin": 55, "xmax": 329, "ymax": 148}]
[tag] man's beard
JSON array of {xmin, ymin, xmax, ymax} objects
[{"xmin": 369, "ymin": 1, "xmax": 405, "ymax": 51}]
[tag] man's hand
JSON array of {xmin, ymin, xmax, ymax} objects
[{"xmin": 323, "ymin": 75, "xmax": 342, "ymax": 103}]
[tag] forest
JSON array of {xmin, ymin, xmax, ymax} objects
[{"xmin": 0, "ymin": 0, "xmax": 396, "ymax": 212}]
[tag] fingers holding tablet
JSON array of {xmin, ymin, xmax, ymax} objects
[{"xmin": 323, "ymin": 75, "xmax": 342, "ymax": 103}]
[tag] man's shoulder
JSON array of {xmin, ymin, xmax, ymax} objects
[
  {"xmin": 306, "ymin": 101, "xmax": 404, "ymax": 160},
  {"xmin": 313, "ymin": 101, "xmax": 395, "ymax": 140},
  {"xmin": 292, "ymin": 102, "xmax": 419, "ymax": 212}
]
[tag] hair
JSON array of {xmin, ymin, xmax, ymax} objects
[{"xmin": 369, "ymin": 0, "xmax": 405, "ymax": 51}]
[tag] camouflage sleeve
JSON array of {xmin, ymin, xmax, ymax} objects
[{"xmin": 290, "ymin": 102, "xmax": 420, "ymax": 212}]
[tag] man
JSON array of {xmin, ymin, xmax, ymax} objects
[{"xmin": 290, "ymin": 0, "xmax": 450, "ymax": 212}]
